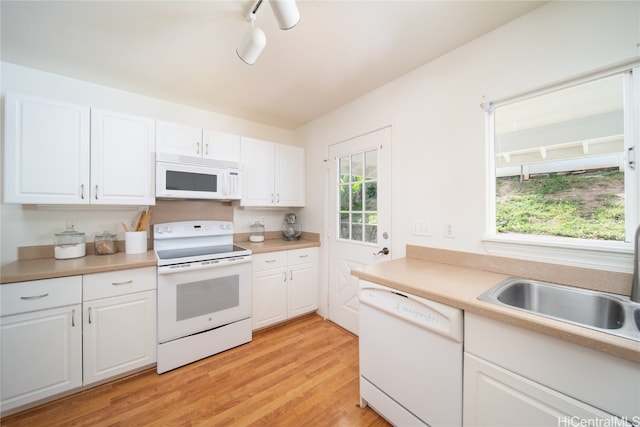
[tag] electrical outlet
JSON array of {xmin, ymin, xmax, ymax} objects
[
  {"xmin": 411, "ymin": 221, "xmax": 430, "ymax": 236},
  {"xmin": 444, "ymin": 223, "xmax": 455, "ymax": 238},
  {"xmin": 66, "ymin": 219, "xmax": 77, "ymax": 230}
]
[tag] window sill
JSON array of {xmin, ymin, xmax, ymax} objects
[{"xmin": 483, "ymin": 234, "xmax": 634, "ymax": 273}]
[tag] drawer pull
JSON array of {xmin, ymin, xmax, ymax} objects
[
  {"xmin": 20, "ymin": 293, "xmax": 49, "ymax": 300},
  {"xmin": 299, "ymin": 254, "xmax": 309, "ymax": 258},
  {"xmin": 112, "ymin": 280, "xmax": 133, "ymax": 286},
  {"xmin": 265, "ymin": 259, "xmax": 277, "ymax": 263}
]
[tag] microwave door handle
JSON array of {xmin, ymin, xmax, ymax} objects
[{"xmin": 222, "ymin": 171, "xmax": 228, "ymax": 196}]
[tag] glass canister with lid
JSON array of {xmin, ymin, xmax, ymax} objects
[
  {"xmin": 94, "ymin": 231, "xmax": 118, "ymax": 255},
  {"xmin": 250, "ymin": 221, "xmax": 265, "ymax": 242},
  {"xmin": 54, "ymin": 228, "xmax": 87, "ymax": 259}
]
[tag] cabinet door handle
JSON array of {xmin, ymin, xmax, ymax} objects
[
  {"xmin": 81, "ymin": 184, "xmax": 85, "ymax": 199},
  {"xmin": 20, "ymin": 293, "xmax": 49, "ymax": 300},
  {"xmin": 289, "ymin": 270, "xmax": 293, "ymax": 281},
  {"xmin": 95, "ymin": 185, "xmax": 99, "ymax": 200},
  {"xmin": 88, "ymin": 307, "xmax": 92, "ymax": 324},
  {"xmin": 271, "ymin": 193, "xmax": 274, "ymax": 204},
  {"xmin": 205, "ymin": 143, "xmax": 209, "ymax": 156},
  {"xmin": 283, "ymin": 271, "xmax": 287, "ymax": 282},
  {"xmin": 72, "ymin": 309, "xmax": 76, "ymax": 327},
  {"xmin": 196, "ymin": 142, "xmax": 200, "ymax": 154},
  {"xmin": 112, "ymin": 280, "xmax": 133, "ymax": 286},
  {"xmin": 277, "ymin": 193, "xmax": 280, "ymax": 204}
]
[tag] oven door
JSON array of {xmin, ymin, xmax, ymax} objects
[{"xmin": 157, "ymin": 261, "xmax": 251, "ymax": 343}]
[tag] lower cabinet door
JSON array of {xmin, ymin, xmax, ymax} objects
[
  {"xmin": 83, "ymin": 290, "xmax": 156, "ymax": 385},
  {"xmin": 252, "ymin": 268, "xmax": 288, "ymax": 330},
  {"xmin": 463, "ymin": 353, "xmax": 624, "ymax": 426},
  {"xmin": 288, "ymin": 262, "xmax": 318, "ymax": 318},
  {"xmin": 1, "ymin": 305, "xmax": 82, "ymax": 412}
]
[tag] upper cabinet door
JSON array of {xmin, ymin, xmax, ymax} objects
[
  {"xmin": 90, "ymin": 109, "xmax": 156, "ymax": 205},
  {"xmin": 3, "ymin": 93, "xmax": 90, "ymax": 204},
  {"xmin": 156, "ymin": 121, "xmax": 202, "ymax": 157},
  {"xmin": 241, "ymin": 137, "xmax": 276, "ymax": 206},
  {"xmin": 275, "ymin": 144, "xmax": 305, "ymax": 207},
  {"xmin": 202, "ymin": 130, "xmax": 241, "ymax": 162}
]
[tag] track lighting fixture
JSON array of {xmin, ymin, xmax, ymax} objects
[
  {"xmin": 236, "ymin": 0, "xmax": 299, "ymax": 65},
  {"xmin": 270, "ymin": 0, "xmax": 300, "ymax": 30},
  {"xmin": 236, "ymin": 12, "xmax": 266, "ymax": 65}
]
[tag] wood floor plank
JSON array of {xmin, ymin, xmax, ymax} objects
[{"xmin": 1, "ymin": 314, "xmax": 390, "ymax": 427}]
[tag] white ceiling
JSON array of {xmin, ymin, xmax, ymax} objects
[{"xmin": 1, "ymin": 1, "xmax": 546, "ymax": 130}]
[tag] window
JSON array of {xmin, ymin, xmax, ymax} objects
[
  {"xmin": 485, "ymin": 65, "xmax": 639, "ymax": 269},
  {"xmin": 338, "ymin": 150, "xmax": 378, "ymax": 244}
]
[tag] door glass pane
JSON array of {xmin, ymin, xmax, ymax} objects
[
  {"xmin": 337, "ymin": 149, "xmax": 378, "ymax": 243},
  {"xmin": 365, "ymin": 182, "xmax": 377, "ymax": 210},
  {"xmin": 351, "ymin": 183, "xmax": 362, "ymax": 211},
  {"xmin": 340, "ymin": 213, "xmax": 350, "ymax": 239},
  {"xmin": 340, "ymin": 184, "xmax": 350, "ymax": 210},
  {"xmin": 352, "ymin": 153, "xmax": 363, "ymax": 182},
  {"xmin": 365, "ymin": 150, "xmax": 377, "ymax": 180}
]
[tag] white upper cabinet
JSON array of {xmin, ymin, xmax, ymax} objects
[
  {"xmin": 3, "ymin": 93, "xmax": 155, "ymax": 205},
  {"xmin": 156, "ymin": 121, "xmax": 202, "ymax": 157},
  {"xmin": 4, "ymin": 93, "xmax": 90, "ymax": 204},
  {"xmin": 202, "ymin": 130, "xmax": 241, "ymax": 163},
  {"xmin": 90, "ymin": 109, "xmax": 155, "ymax": 205},
  {"xmin": 157, "ymin": 121, "xmax": 241, "ymax": 163},
  {"xmin": 241, "ymin": 137, "xmax": 305, "ymax": 207},
  {"xmin": 275, "ymin": 144, "xmax": 305, "ymax": 207}
]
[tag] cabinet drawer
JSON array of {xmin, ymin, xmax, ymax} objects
[
  {"xmin": 287, "ymin": 247, "xmax": 318, "ymax": 266},
  {"xmin": 252, "ymin": 252, "xmax": 288, "ymax": 272},
  {"xmin": 83, "ymin": 267, "xmax": 156, "ymax": 301},
  {"xmin": 1, "ymin": 276, "xmax": 82, "ymax": 317}
]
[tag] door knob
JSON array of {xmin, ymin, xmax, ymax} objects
[{"xmin": 374, "ymin": 247, "xmax": 389, "ymax": 256}]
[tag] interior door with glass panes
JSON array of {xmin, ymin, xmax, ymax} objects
[{"xmin": 328, "ymin": 126, "xmax": 392, "ymax": 335}]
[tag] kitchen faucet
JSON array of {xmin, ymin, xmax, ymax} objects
[{"xmin": 632, "ymin": 224, "xmax": 640, "ymax": 302}]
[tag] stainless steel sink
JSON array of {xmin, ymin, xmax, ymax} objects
[{"xmin": 479, "ymin": 277, "xmax": 640, "ymax": 342}]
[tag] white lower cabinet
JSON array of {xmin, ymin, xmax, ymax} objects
[
  {"xmin": 464, "ymin": 354, "xmax": 619, "ymax": 426},
  {"xmin": 0, "ymin": 267, "xmax": 157, "ymax": 414},
  {"xmin": 0, "ymin": 276, "xmax": 83, "ymax": 413},
  {"xmin": 252, "ymin": 247, "xmax": 318, "ymax": 330},
  {"xmin": 463, "ymin": 313, "xmax": 639, "ymax": 426},
  {"xmin": 83, "ymin": 267, "xmax": 157, "ymax": 385}
]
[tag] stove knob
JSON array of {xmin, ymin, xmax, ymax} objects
[{"xmin": 165, "ymin": 226, "xmax": 172, "ymax": 234}]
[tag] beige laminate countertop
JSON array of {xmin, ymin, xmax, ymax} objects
[
  {"xmin": 238, "ymin": 238, "xmax": 320, "ymax": 254},
  {"xmin": 0, "ymin": 251, "xmax": 158, "ymax": 284},
  {"xmin": 352, "ymin": 257, "xmax": 640, "ymax": 364},
  {"xmin": 0, "ymin": 238, "xmax": 319, "ymax": 284}
]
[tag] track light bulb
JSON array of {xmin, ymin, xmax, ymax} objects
[
  {"xmin": 269, "ymin": 0, "xmax": 300, "ymax": 30},
  {"xmin": 236, "ymin": 21, "xmax": 266, "ymax": 65}
]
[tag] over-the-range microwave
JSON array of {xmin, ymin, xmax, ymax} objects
[{"xmin": 156, "ymin": 152, "xmax": 241, "ymax": 200}]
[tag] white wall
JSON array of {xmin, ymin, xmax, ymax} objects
[
  {"xmin": 0, "ymin": 62, "xmax": 296, "ymax": 264},
  {"xmin": 296, "ymin": 1, "xmax": 639, "ymax": 314}
]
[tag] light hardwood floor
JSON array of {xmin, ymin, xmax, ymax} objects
[{"xmin": 1, "ymin": 314, "xmax": 390, "ymax": 427}]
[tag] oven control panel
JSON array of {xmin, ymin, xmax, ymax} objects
[{"xmin": 154, "ymin": 221, "xmax": 234, "ymax": 238}]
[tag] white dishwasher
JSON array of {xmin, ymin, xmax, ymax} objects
[{"xmin": 359, "ymin": 280, "xmax": 463, "ymax": 426}]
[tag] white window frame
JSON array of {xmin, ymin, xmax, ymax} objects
[{"xmin": 484, "ymin": 64, "xmax": 639, "ymax": 273}]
